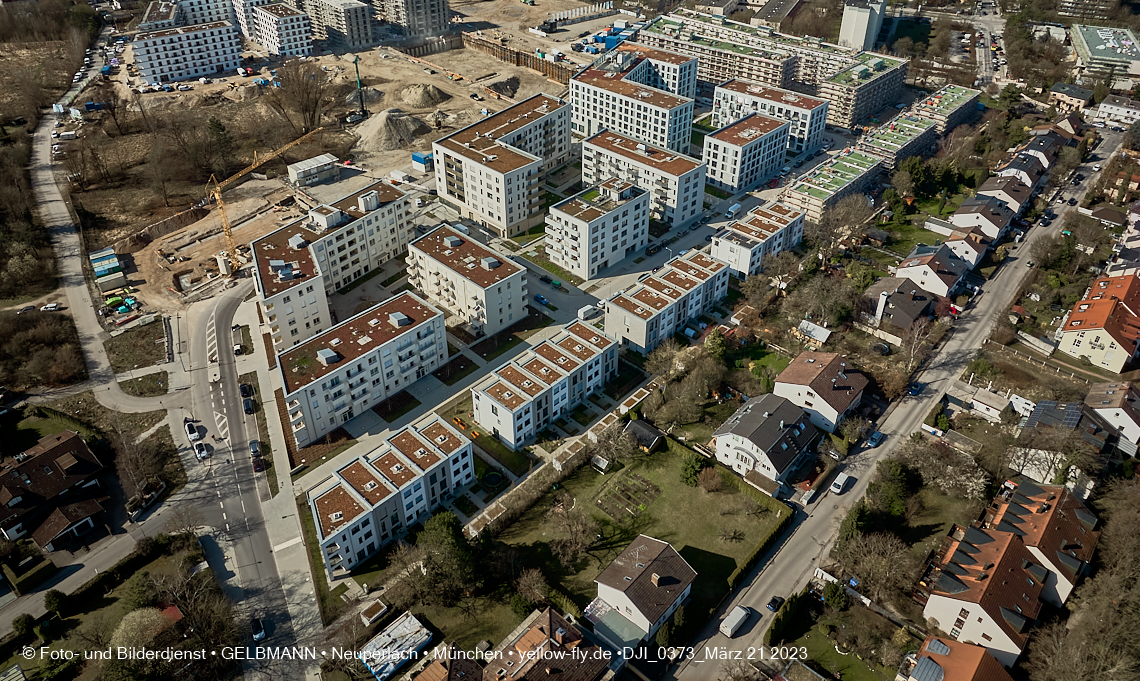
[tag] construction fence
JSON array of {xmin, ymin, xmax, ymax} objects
[{"xmin": 461, "ymin": 32, "xmax": 579, "ymax": 85}]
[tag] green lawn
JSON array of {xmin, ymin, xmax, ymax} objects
[
  {"xmin": 521, "ymin": 247, "xmax": 585, "ymax": 287},
  {"xmin": 675, "ymin": 401, "xmax": 741, "ymax": 446},
  {"xmin": 792, "ymin": 628, "xmax": 891, "ymax": 681},
  {"xmin": 104, "ymin": 320, "xmax": 168, "ymax": 373},
  {"xmin": 298, "ymin": 497, "xmax": 350, "ymax": 625},
  {"xmin": 888, "ymin": 220, "xmax": 947, "ymax": 256},
  {"xmin": 431, "ymin": 354, "xmax": 480, "ymax": 386},
  {"xmin": 118, "ymin": 370, "xmax": 169, "ymax": 397},
  {"xmin": 731, "ymin": 344, "xmax": 791, "ymax": 377},
  {"xmin": 372, "ymin": 391, "xmax": 422, "ymax": 422},
  {"xmin": 437, "ymin": 396, "xmax": 532, "ymax": 477},
  {"xmin": 899, "ymin": 487, "xmax": 980, "ymax": 562}
]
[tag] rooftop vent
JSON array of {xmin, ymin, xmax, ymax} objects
[
  {"xmin": 444, "ymin": 235, "xmax": 463, "ymax": 248},
  {"xmin": 359, "ymin": 190, "xmax": 380, "ymax": 212},
  {"xmin": 368, "ymin": 318, "xmax": 380, "ymax": 327},
  {"xmin": 389, "ymin": 312, "xmax": 412, "ymax": 328},
  {"xmin": 364, "ymin": 481, "xmax": 377, "ymax": 491},
  {"xmin": 329, "ymin": 511, "xmax": 343, "ymax": 522},
  {"xmin": 316, "ymin": 348, "xmax": 340, "ymax": 366},
  {"xmin": 287, "ymin": 234, "xmax": 307, "ymax": 250},
  {"xmin": 481, "ymin": 257, "xmax": 501, "ymax": 270}
]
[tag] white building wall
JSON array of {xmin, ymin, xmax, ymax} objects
[
  {"xmin": 252, "ymin": 5, "xmax": 313, "ymax": 56},
  {"xmin": 179, "ymin": 0, "xmax": 234, "ymax": 25},
  {"xmin": 773, "ymin": 382, "xmax": 844, "ymax": 432},
  {"xmin": 133, "ymin": 22, "xmax": 242, "ymax": 83},
  {"xmin": 580, "ymin": 139, "xmax": 706, "ymax": 228},
  {"xmin": 923, "ymin": 594, "xmax": 1022, "ymax": 668},
  {"xmin": 712, "ymin": 85, "xmax": 829, "ymax": 154},
  {"xmin": 1026, "ymin": 545, "xmax": 1072, "ymax": 607},
  {"xmin": 407, "ymin": 248, "xmax": 527, "ymax": 337},
  {"xmin": 1091, "ymin": 406, "xmax": 1140, "ymax": 443},
  {"xmin": 546, "ymin": 189, "xmax": 650, "ymax": 280},
  {"xmin": 263, "ymin": 282, "xmax": 333, "ymax": 352}
]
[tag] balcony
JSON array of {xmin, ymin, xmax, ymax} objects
[
  {"xmin": 292, "ymin": 421, "xmax": 306, "ymax": 432},
  {"xmin": 290, "ymin": 410, "xmax": 303, "ymax": 423}
]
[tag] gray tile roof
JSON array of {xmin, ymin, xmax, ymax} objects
[{"xmin": 713, "ymin": 394, "xmax": 815, "ymax": 475}]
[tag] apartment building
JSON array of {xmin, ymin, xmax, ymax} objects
[
  {"xmin": 1099, "ymin": 94, "xmax": 1140, "ymax": 124},
  {"xmin": 433, "ymin": 94, "xmax": 571, "ymax": 238},
  {"xmin": 382, "ymin": 0, "xmax": 450, "ymax": 37},
  {"xmin": 231, "ymin": 0, "xmax": 271, "ymax": 37},
  {"xmin": 1059, "ymin": 0, "xmax": 1122, "ymax": 24},
  {"xmin": 138, "ymin": 1, "xmax": 181, "ymax": 31},
  {"xmin": 704, "ymin": 114, "xmax": 789, "ymax": 193},
  {"xmin": 252, "ymin": 222, "xmax": 334, "ymax": 354},
  {"xmin": 279, "ymin": 292, "xmax": 447, "ymax": 448},
  {"xmin": 310, "ymin": 0, "xmax": 373, "ymax": 49},
  {"xmin": 916, "ymin": 525, "xmax": 1045, "ymax": 667},
  {"xmin": 818, "ymin": 52, "xmax": 907, "ymax": 129},
  {"xmin": 252, "ymin": 3, "xmax": 313, "ymax": 56},
  {"xmin": 783, "ymin": 150, "xmax": 881, "ymax": 223},
  {"xmin": 178, "ymin": 0, "xmax": 233, "ymax": 25},
  {"xmin": 407, "ymin": 225, "xmax": 526, "ymax": 338},
  {"xmin": 712, "ymin": 79, "xmax": 828, "ymax": 154},
  {"xmin": 306, "ymin": 415, "xmax": 473, "ymax": 576},
  {"xmin": 1057, "ymin": 273, "xmax": 1140, "ymax": 373},
  {"xmin": 637, "ymin": 10, "xmax": 906, "ymax": 129},
  {"xmin": 582, "ymin": 131, "xmax": 706, "ymax": 228},
  {"xmin": 546, "ymin": 179, "xmax": 650, "ymax": 280},
  {"xmin": 711, "ymin": 202, "xmax": 804, "ymax": 277},
  {"xmin": 570, "ymin": 44, "xmax": 697, "ymax": 153},
  {"xmin": 604, "ymin": 250, "xmax": 730, "ymax": 353},
  {"xmin": 913, "ymin": 84, "xmax": 982, "ymax": 135},
  {"xmin": 307, "ymin": 182, "xmax": 413, "ymax": 291},
  {"xmin": 132, "ymin": 21, "xmax": 242, "ymax": 83},
  {"xmin": 1071, "ymin": 24, "xmax": 1140, "ymax": 79},
  {"xmin": 838, "ymin": 0, "xmax": 885, "ymax": 50},
  {"xmin": 471, "ymin": 323, "xmax": 618, "ymax": 450},
  {"xmin": 855, "ymin": 113, "xmax": 937, "ymax": 170}
]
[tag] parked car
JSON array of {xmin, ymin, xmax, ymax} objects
[
  {"xmin": 251, "ymin": 618, "xmax": 266, "ymax": 642},
  {"xmin": 534, "ymin": 294, "xmax": 549, "ymax": 306},
  {"xmin": 866, "ymin": 431, "xmax": 886, "ymax": 448},
  {"xmin": 249, "ymin": 440, "xmax": 259, "ymax": 456},
  {"xmin": 185, "ymin": 420, "xmax": 200, "ymax": 441},
  {"xmin": 469, "ymin": 93, "xmax": 482, "ymax": 100},
  {"xmin": 40, "ymin": 303, "xmax": 59, "ymax": 311},
  {"xmin": 253, "ymin": 458, "xmax": 265, "ymax": 472},
  {"xmin": 1068, "ymin": 198, "xmax": 1078, "ymax": 206},
  {"xmin": 233, "ymin": 343, "xmax": 242, "ymax": 355},
  {"xmin": 539, "ymin": 275, "xmax": 552, "ymax": 284},
  {"xmin": 766, "ymin": 596, "xmax": 786, "ymax": 612},
  {"xmin": 705, "ymin": 234, "xmax": 714, "ymax": 241},
  {"xmin": 907, "ymin": 383, "xmax": 922, "ymax": 396},
  {"xmin": 194, "ymin": 442, "xmax": 208, "ymax": 460},
  {"xmin": 177, "ymin": 84, "xmax": 192, "ymax": 91},
  {"xmin": 240, "ymin": 383, "xmax": 253, "ymax": 398},
  {"xmin": 243, "ymin": 398, "xmax": 256, "ymax": 414}
]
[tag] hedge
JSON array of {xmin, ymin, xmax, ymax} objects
[
  {"xmin": 25, "ymin": 405, "xmax": 98, "ymax": 437},
  {"xmin": 3, "ymin": 558, "xmax": 58, "ymax": 596},
  {"xmin": 69, "ymin": 532, "xmax": 175, "ymax": 603},
  {"xmin": 726, "ymin": 509, "xmax": 792, "ymax": 590},
  {"xmin": 764, "ymin": 586, "xmax": 811, "ymax": 646},
  {"xmin": 549, "ymin": 588, "xmax": 581, "ymax": 619}
]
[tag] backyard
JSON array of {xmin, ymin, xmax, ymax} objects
[
  {"xmin": 13, "ymin": 391, "xmax": 166, "ymax": 456},
  {"xmin": 468, "ymin": 306, "xmax": 555, "ymax": 363},
  {"xmin": 103, "ymin": 320, "xmax": 168, "ymax": 373},
  {"xmin": 438, "ymin": 396, "xmax": 532, "ymax": 477}
]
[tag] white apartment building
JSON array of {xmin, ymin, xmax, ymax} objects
[
  {"xmin": 311, "ymin": 0, "xmax": 373, "ymax": 49},
  {"xmin": 581, "ymin": 131, "xmax": 706, "ymax": 229},
  {"xmin": 783, "ymin": 150, "xmax": 882, "ymax": 223},
  {"xmin": 712, "ymin": 80, "xmax": 828, "ymax": 155},
  {"xmin": 307, "ymin": 415, "xmax": 474, "ymax": 576},
  {"xmin": 546, "ymin": 179, "xmax": 650, "ymax": 280},
  {"xmin": 138, "ymin": 1, "xmax": 180, "ymax": 31},
  {"xmin": 231, "ymin": 0, "xmax": 271, "ymax": 37},
  {"xmin": 838, "ymin": 0, "xmax": 885, "ymax": 51},
  {"xmin": 471, "ymin": 323, "xmax": 619, "ymax": 450},
  {"xmin": 433, "ymin": 94, "xmax": 571, "ymax": 238},
  {"xmin": 279, "ymin": 292, "xmax": 447, "ymax": 448},
  {"xmin": 1099, "ymin": 94, "xmax": 1140, "ymax": 124},
  {"xmin": 253, "ymin": 223, "xmax": 334, "ymax": 354},
  {"xmin": 604, "ymin": 250, "xmax": 729, "ymax": 354},
  {"xmin": 252, "ymin": 3, "xmax": 313, "ymax": 56},
  {"xmin": 570, "ymin": 43, "xmax": 697, "ymax": 153},
  {"xmin": 178, "ymin": 0, "xmax": 233, "ymax": 24},
  {"xmin": 132, "ymin": 21, "xmax": 242, "ymax": 83},
  {"xmin": 710, "ymin": 202, "xmax": 804, "ymax": 277},
  {"xmin": 703, "ymin": 114, "xmax": 789, "ymax": 193},
  {"xmin": 407, "ymin": 225, "xmax": 527, "ymax": 338},
  {"xmin": 382, "ymin": 0, "xmax": 450, "ymax": 37}
]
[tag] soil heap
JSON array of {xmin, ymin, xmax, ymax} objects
[
  {"xmin": 400, "ymin": 83, "xmax": 451, "ymax": 108},
  {"xmin": 355, "ymin": 109, "xmax": 431, "ymax": 152},
  {"xmin": 488, "ymin": 76, "xmax": 520, "ymax": 99}
]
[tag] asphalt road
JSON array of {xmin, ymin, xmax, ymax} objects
[{"xmin": 667, "ymin": 135, "xmax": 1121, "ymax": 680}]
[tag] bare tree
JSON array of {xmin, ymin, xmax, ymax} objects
[
  {"xmin": 515, "ymin": 568, "xmax": 550, "ymax": 604},
  {"xmin": 547, "ymin": 500, "xmax": 598, "ymax": 569},
  {"xmin": 167, "ymin": 506, "xmax": 204, "ymax": 537},
  {"xmin": 804, "ymin": 194, "xmax": 873, "ymax": 262},
  {"xmin": 761, "ymin": 249, "xmax": 801, "ymax": 294},
  {"xmin": 782, "ymin": 274, "xmax": 857, "ymax": 327},
  {"xmin": 900, "ymin": 317, "xmax": 935, "ymax": 372},
  {"xmin": 95, "ymin": 83, "xmax": 126, "ymax": 135},
  {"xmin": 890, "ymin": 168, "xmax": 914, "ymax": 197},
  {"xmin": 385, "ymin": 541, "xmax": 430, "ymax": 610},
  {"xmin": 720, "ymin": 658, "xmax": 760, "ymax": 681},
  {"xmin": 897, "ymin": 439, "xmax": 989, "ymax": 500},
  {"xmin": 834, "ymin": 532, "xmax": 917, "ymax": 602},
  {"xmin": 698, "ymin": 466, "xmax": 722, "ymax": 493},
  {"xmin": 263, "ymin": 59, "xmax": 334, "ymax": 134},
  {"xmin": 592, "ymin": 422, "xmax": 642, "ymax": 463},
  {"xmin": 645, "ymin": 338, "xmax": 681, "ymax": 379},
  {"xmin": 839, "ymin": 415, "xmax": 872, "ymax": 444}
]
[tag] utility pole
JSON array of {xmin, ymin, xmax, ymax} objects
[{"xmin": 353, "ymin": 54, "xmax": 367, "ymax": 117}]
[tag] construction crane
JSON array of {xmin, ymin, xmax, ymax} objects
[
  {"xmin": 208, "ymin": 126, "xmax": 325, "ymax": 272},
  {"xmin": 351, "ymin": 54, "xmax": 367, "ymax": 117}
]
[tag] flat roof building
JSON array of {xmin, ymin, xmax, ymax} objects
[
  {"xmin": 138, "ymin": 1, "xmax": 180, "ymax": 31},
  {"xmin": 570, "ymin": 44, "xmax": 697, "ymax": 153},
  {"xmin": 783, "ymin": 150, "xmax": 881, "ymax": 223},
  {"xmin": 232, "ymin": 0, "xmax": 272, "ymax": 38},
  {"xmin": 818, "ymin": 51, "xmax": 907, "ymax": 129},
  {"xmin": 912, "ymin": 84, "xmax": 982, "ymax": 135},
  {"xmin": 547, "ymin": 179, "xmax": 650, "ymax": 280},
  {"xmin": 433, "ymin": 94, "xmax": 571, "ymax": 238},
  {"xmin": 855, "ymin": 113, "xmax": 938, "ymax": 169},
  {"xmin": 1099, "ymin": 94, "xmax": 1140, "ymax": 124},
  {"xmin": 278, "ymin": 292, "xmax": 447, "ymax": 448},
  {"xmin": 1071, "ymin": 24, "xmax": 1140, "ymax": 78},
  {"xmin": 604, "ymin": 250, "xmax": 729, "ymax": 354},
  {"xmin": 712, "ymin": 79, "xmax": 829, "ymax": 154},
  {"xmin": 582, "ymin": 131, "xmax": 707, "ymax": 228},
  {"xmin": 704, "ymin": 114, "xmax": 790, "ymax": 193},
  {"xmin": 710, "ymin": 202, "xmax": 805, "ymax": 277},
  {"xmin": 838, "ymin": 0, "xmax": 885, "ymax": 51},
  {"xmin": 310, "ymin": 0, "xmax": 373, "ymax": 49},
  {"xmin": 407, "ymin": 225, "xmax": 527, "ymax": 338},
  {"xmin": 471, "ymin": 323, "xmax": 619, "ymax": 450},
  {"xmin": 1059, "ymin": 0, "xmax": 1121, "ymax": 23},
  {"xmin": 252, "ymin": 3, "xmax": 313, "ymax": 57},
  {"xmin": 133, "ymin": 21, "xmax": 241, "ymax": 83},
  {"xmin": 382, "ymin": 0, "xmax": 450, "ymax": 37}
]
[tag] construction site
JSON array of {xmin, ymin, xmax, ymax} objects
[{"xmin": 68, "ymin": 0, "xmax": 632, "ymax": 319}]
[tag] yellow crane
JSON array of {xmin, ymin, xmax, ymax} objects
[{"xmin": 208, "ymin": 126, "xmax": 326, "ymax": 272}]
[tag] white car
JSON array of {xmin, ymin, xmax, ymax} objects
[
  {"xmin": 177, "ymin": 84, "xmax": 192, "ymax": 91},
  {"xmin": 194, "ymin": 442, "xmax": 209, "ymax": 460},
  {"xmin": 40, "ymin": 303, "xmax": 59, "ymax": 311},
  {"xmin": 185, "ymin": 420, "xmax": 201, "ymax": 442},
  {"xmin": 1094, "ymin": 164, "xmax": 1103, "ymax": 171}
]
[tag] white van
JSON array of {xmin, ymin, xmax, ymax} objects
[
  {"xmin": 830, "ymin": 472, "xmax": 850, "ymax": 495},
  {"xmin": 720, "ymin": 606, "xmax": 749, "ymax": 637}
]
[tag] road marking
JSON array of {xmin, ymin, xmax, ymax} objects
[
  {"xmin": 240, "ymin": 500, "xmax": 246, "ymax": 513},
  {"xmin": 222, "ymin": 512, "xmax": 227, "ymax": 520},
  {"xmin": 220, "ymin": 502, "xmax": 225, "ymax": 508},
  {"xmin": 272, "ymin": 537, "xmax": 303, "ymax": 553}
]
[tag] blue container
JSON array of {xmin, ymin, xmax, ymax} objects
[
  {"xmin": 604, "ymin": 35, "xmax": 621, "ymax": 50},
  {"xmin": 412, "ymin": 151, "xmax": 431, "ymax": 164}
]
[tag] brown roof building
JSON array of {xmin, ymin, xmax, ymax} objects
[
  {"xmin": 0, "ymin": 431, "xmax": 106, "ymax": 551},
  {"xmin": 418, "ymin": 644, "xmax": 483, "ymax": 681},
  {"xmin": 774, "ymin": 351, "xmax": 867, "ymax": 433},
  {"xmin": 487, "ymin": 608, "xmax": 613, "ymax": 681},
  {"xmin": 896, "ymin": 636, "xmax": 1014, "ymax": 681}
]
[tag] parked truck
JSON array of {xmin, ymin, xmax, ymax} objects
[
  {"xmin": 577, "ymin": 305, "xmax": 598, "ymax": 321},
  {"xmin": 725, "ymin": 203, "xmax": 741, "ymax": 219},
  {"xmin": 59, "ymin": 131, "xmax": 78, "ymax": 140},
  {"xmin": 100, "ymin": 65, "xmax": 111, "ymax": 76},
  {"xmin": 720, "ymin": 606, "xmax": 749, "ymax": 637}
]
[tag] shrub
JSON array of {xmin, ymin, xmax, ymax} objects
[
  {"xmin": 823, "ymin": 582, "xmax": 849, "ymax": 611},
  {"xmin": 510, "ymin": 594, "xmax": 535, "ymax": 619},
  {"xmin": 764, "ymin": 587, "xmax": 809, "ymax": 646},
  {"xmin": 680, "ymin": 452, "xmax": 709, "ymax": 486},
  {"xmin": 549, "ymin": 588, "xmax": 581, "ymax": 619},
  {"xmin": 12, "ymin": 614, "xmax": 33, "ymax": 639}
]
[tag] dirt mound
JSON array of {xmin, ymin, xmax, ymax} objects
[
  {"xmin": 355, "ymin": 108, "xmax": 430, "ymax": 152},
  {"xmin": 400, "ymin": 84, "xmax": 451, "ymax": 108},
  {"xmin": 223, "ymin": 86, "xmax": 262, "ymax": 102},
  {"xmin": 488, "ymin": 76, "xmax": 519, "ymax": 99},
  {"xmin": 346, "ymin": 86, "xmax": 384, "ymax": 105}
]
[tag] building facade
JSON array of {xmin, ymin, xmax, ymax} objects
[
  {"xmin": 782, "ymin": 150, "xmax": 881, "ymax": 223},
  {"xmin": 774, "ymin": 351, "xmax": 867, "ymax": 432},
  {"xmin": 570, "ymin": 44, "xmax": 697, "ymax": 153},
  {"xmin": 710, "ymin": 202, "xmax": 804, "ymax": 277},
  {"xmin": 818, "ymin": 52, "xmax": 907, "ymax": 129},
  {"xmin": 912, "ymin": 84, "xmax": 982, "ymax": 135},
  {"xmin": 231, "ymin": 0, "xmax": 271, "ymax": 37},
  {"xmin": 471, "ymin": 323, "xmax": 618, "ymax": 450},
  {"xmin": 278, "ymin": 293, "xmax": 447, "ymax": 448},
  {"xmin": 381, "ymin": 0, "xmax": 450, "ymax": 37},
  {"xmin": 407, "ymin": 225, "xmax": 527, "ymax": 338},
  {"xmin": 838, "ymin": 0, "xmax": 885, "ymax": 51},
  {"xmin": 1056, "ymin": 273, "xmax": 1140, "ymax": 373},
  {"xmin": 712, "ymin": 394, "xmax": 816, "ymax": 484},
  {"xmin": 1070, "ymin": 24, "xmax": 1140, "ymax": 79},
  {"xmin": 133, "ymin": 21, "xmax": 242, "ymax": 83},
  {"xmin": 582, "ymin": 131, "xmax": 706, "ymax": 228},
  {"xmin": 604, "ymin": 251, "xmax": 729, "ymax": 353},
  {"xmin": 310, "ymin": 0, "xmax": 373, "ymax": 49},
  {"xmin": 546, "ymin": 179, "xmax": 650, "ymax": 280},
  {"xmin": 1099, "ymin": 94, "xmax": 1140, "ymax": 124},
  {"xmin": 1059, "ymin": 0, "xmax": 1122, "ymax": 25},
  {"xmin": 306, "ymin": 415, "xmax": 473, "ymax": 576},
  {"xmin": 178, "ymin": 0, "xmax": 233, "ymax": 25},
  {"xmin": 703, "ymin": 114, "xmax": 789, "ymax": 193},
  {"xmin": 252, "ymin": 223, "xmax": 334, "ymax": 353},
  {"xmin": 252, "ymin": 3, "xmax": 313, "ymax": 56},
  {"xmin": 712, "ymin": 79, "xmax": 828, "ymax": 155},
  {"xmin": 433, "ymin": 94, "xmax": 571, "ymax": 238},
  {"xmin": 855, "ymin": 113, "xmax": 938, "ymax": 170}
]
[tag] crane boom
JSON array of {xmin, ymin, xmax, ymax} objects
[{"xmin": 209, "ymin": 127, "xmax": 325, "ymax": 272}]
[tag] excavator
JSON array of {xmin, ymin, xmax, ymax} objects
[{"xmin": 207, "ymin": 126, "xmax": 326, "ymax": 273}]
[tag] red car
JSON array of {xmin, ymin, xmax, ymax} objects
[{"xmin": 252, "ymin": 458, "xmax": 265, "ymax": 472}]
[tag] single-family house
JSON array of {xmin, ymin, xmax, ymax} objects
[
  {"xmin": 712, "ymin": 394, "xmax": 817, "ymax": 486},
  {"xmin": 1048, "ymin": 82, "xmax": 1094, "ymax": 112},
  {"xmin": 774, "ymin": 351, "xmax": 868, "ymax": 433},
  {"xmin": 419, "ymin": 644, "xmax": 483, "ymax": 681},
  {"xmin": 916, "ymin": 525, "xmax": 1045, "ymax": 667},
  {"xmin": 895, "ymin": 244, "xmax": 969, "ymax": 297},
  {"xmin": 1015, "ymin": 132, "xmax": 1064, "ymax": 170},
  {"xmin": 895, "ymin": 637, "xmax": 1014, "ymax": 681},
  {"xmin": 1056, "ymin": 273, "xmax": 1140, "ymax": 373},
  {"xmin": 980, "ymin": 478, "xmax": 1099, "ymax": 607},
  {"xmin": 1084, "ymin": 381, "xmax": 1140, "ymax": 444},
  {"xmin": 976, "ymin": 176, "xmax": 1033, "ymax": 215},
  {"xmin": 1078, "ymin": 205, "xmax": 1127, "ymax": 228},
  {"xmin": 995, "ymin": 155, "xmax": 1046, "ymax": 192},
  {"xmin": 1014, "ymin": 400, "xmax": 1127, "ymax": 499},
  {"xmin": 587, "ymin": 535, "xmax": 696, "ymax": 650},
  {"xmin": 857, "ymin": 277, "xmax": 935, "ymax": 345},
  {"xmin": 945, "ymin": 232, "xmax": 989, "ymax": 269},
  {"xmin": 1053, "ymin": 113, "xmax": 1083, "ymax": 137},
  {"xmin": 948, "ymin": 196, "xmax": 1014, "ymax": 239}
]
